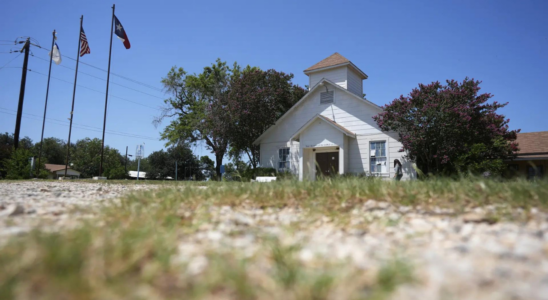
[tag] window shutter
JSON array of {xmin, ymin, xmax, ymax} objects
[{"xmin": 320, "ymin": 91, "xmax": 334, "ymax": 104}]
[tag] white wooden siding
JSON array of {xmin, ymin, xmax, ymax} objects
[
  {"xmin": 347, "ymin": 137, "xmax": 364, "ymax": 173},
  {"xmin": 345, "ymin": 132, "xmax": 415, "ymax": 180},
  {"xmin": 260, "ymin": 87, "xmax": 382, "ymax": 145},
  {"xmin": 300, "ymin": 119, "xmax": 344, "ymax": 148},
  {"xmin": 260, "ymin": 141, "xmax": 300, "ymax": 173},
  {"xmin": 346, "ymin": 68, "xmax": 363, "ymax": 97},
  {"xmin": 309, "ymin": 66, "xmax": 347, "ymax": 90}
]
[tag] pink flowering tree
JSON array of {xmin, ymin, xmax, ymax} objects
[
  {"xmin": 373, "ymin": 78, "xmax": 519, "ymax": 176},
  {"xmin": 225, "ymin": 69, "xmax": 307, "ymax": 169}
]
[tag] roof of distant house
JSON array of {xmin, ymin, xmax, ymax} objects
[
  {"xmin": 515, "ymin": 131, "xmax": 548, "ymax": 159},
  {"xmin": 44, "ymin": 164, "xmax": 78, "ymax": 172},
  {"xmin": 304, "ymin": 52, "xmax": 368, "ymax": 79}
]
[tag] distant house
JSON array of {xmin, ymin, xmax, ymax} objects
[
  {"xmin": 254, "ymin": 53, "xmax": 416, "ymax": 181},
  {"xmin": 44, "ymin": 164, "xmax": 81, "ymax": 179},
  {"xmin": 507, "ymin": 131, "xmax": 547, "ymax": 179}
]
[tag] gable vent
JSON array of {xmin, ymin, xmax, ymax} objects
[{"xmin": 320, "ymin": 91, "xmax": 334, "ymax": 104}]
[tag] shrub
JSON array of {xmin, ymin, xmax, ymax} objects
[
  {"xmin": 1, "ymin": 148, "xmax": 48, "ymax": 179},
  {"xmin": 106, "ymin": 166, "xmax": 128, "ymax": 180}
]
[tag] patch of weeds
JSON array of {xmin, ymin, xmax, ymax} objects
[
  {"xmin": 190, "ymin": 254, "xmax": 257, "ymax": 300},
  {"xmin": 307, "ymin": 273, "xmax": 335, "ymax": 300},
  {"xmin": 385, "ymin": 217, "xmax": 401, "ymax": 227},
  {"xmin": 269, "ymin": 238, "xmax": 302, "ymax": 289},
  {"xmin": 367, "ymin": 257, "xmax": 415, "ymax": 300}
]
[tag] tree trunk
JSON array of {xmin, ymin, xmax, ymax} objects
[
  {"xmin": 215, "ymin": 154, "xmax": 223, "ymax": 181},
  {"xmin": 245, "ymin": 149, "xmax": 258, "ymax": 170}
]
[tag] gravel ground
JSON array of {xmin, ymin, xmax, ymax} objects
[
  {"xmin": 1, "ymin": 181, "xmax": 547, "ymax": 300},
  {"xmin": 0, "ymin": 181, "xmax": 160, "ymax": 236},
  {"xmin": 179, "ymin": 203, "xmax": 548, "ymax": 300}
]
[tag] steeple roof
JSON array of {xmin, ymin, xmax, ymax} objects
[
  {"xmin": 304, "ymin": 52, "xmax": 367, "ymax": 79},
  {"xmin": 304, "ymin": 52, "xmax": 350, "ymax": 72}
]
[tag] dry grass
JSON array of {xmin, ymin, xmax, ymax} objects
[{"xmin": 0, "ymin": 177, "xmax": 546, "ymax": 299}]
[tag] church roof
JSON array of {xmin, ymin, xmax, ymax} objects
[
  {"xmin": 304, "ymin": 52, "xmax": 368, "ymax": 79},
  {"xmin": 304, "ymin": 52, "xmax": 350, "ymax": 72}
]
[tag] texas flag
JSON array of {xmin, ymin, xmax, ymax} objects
[{"xmin": 114, "ymin": 15, "xmax": 130, "ymax": 49}]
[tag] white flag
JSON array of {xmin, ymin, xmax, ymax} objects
[{"xmin": 49, "ymin": 42, "xmax": 62, "ymax": 65}]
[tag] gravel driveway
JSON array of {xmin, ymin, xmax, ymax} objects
[
  {"xmin": 1, "ymin": 181, "xmax": 547, "ymax": 300},
  {"xmin": 0, "ymin": 181, "xmax": 159, "ymax": 236}
]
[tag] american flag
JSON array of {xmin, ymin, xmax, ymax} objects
[{"xmin": 79, "ymin": 26, "xmax": 90, "ymax": 57}]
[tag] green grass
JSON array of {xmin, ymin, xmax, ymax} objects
[{"xmin": 0, "ymin": 177, "xmax": 546, "ymax": 299}]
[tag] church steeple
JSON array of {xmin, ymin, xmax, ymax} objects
[{"xmin": 304, "ymin": 53, "xmax": 367, "ymax": 97}]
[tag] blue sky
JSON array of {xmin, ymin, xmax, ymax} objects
[{"xmin": 1, "ymin": 0, "xmax": 546, "ymax": 163}]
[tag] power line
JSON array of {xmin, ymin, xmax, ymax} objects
[
  {"xmin": 0, "ymin": 107, "xmax": 158, "ymax": 139},
  {"xmin": 0, "ymin": 110, "xmax": 159, "ymax": 141},
  {"xmin": 4, "ymin": 107, "xmax": 158, "ymax": 139},
  {"xmin": 32, "ymin": 44, "xmax": 164, "ymax": 92},
  {"xmin": 32, "ymin": 55, "xmax": 165, "ymax": 100},
  {"xmin": 27, "ymin": 68, "xmax": 162, "ymax": 111},
  {"xmin": 0, "ymin": 109, "xmax": 160, "ymax": 141},
  {"xmin": 0, "ymin": 53, "xmax": 21, "ymax": 70}
]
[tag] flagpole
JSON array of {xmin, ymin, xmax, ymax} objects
[
  {"xmin": 64, "ymin": 16, "xmax": 83, "ymax": 179},
  {"xmin": 99, "ymin": 4, "xmax": 115, "ymax": 177},
  {"xmin": 37, "ymin": 29, "xmax": 56, "ymax": 177}
]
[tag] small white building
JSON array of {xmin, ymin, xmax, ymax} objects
[
  {"xmin": 254, "ymin": 53, "xmax": 416, "ymax": 181},
  {"xmin": 128, "ymin": 171, "xmax": 146, "ymax": 179}
]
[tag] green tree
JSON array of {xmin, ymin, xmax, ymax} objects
[
  {"xmin": 1, "ymin": 148, "xmax": 48, "ymax": 179},
  {"xmin": 0, "ymin": 133, "xmax": 33, "ymax": 178},
  {"xmin": 199, "ymin": 156, "xmax": 215, "ymax": 180},
  {"xmin": 170, "ymin": 143, "xmax": 205, "ymax": 181},
  {"xmin": 222, "ymin": 159, "xmax": 249, "ymax": 182},
  {"xmin": 146, "ymin": 149, "xmax": 171, "ymax": 179},
  {"xmin": 225, "ymin": 69, "xmax": 307, "ymax": 169},
  {"xmin": 154, "ymin": 59, "xmax": 248, "ymax": 180},
  {"xmin": 104, "ymin": 166, "xmax": 127, "ymax": 179},
  {"xmin": 147, "ymin": 143, "xmax": 206, "ymax": 180},
  {"xmin": 33, "ymin": 137, "xmax": 66, "ymax": 165},
  {"xmin": 71, "ymin": 138, "xmax": 124, "ymax": 178},
  {"xmin": 454, "ymin": 137, "xmax": 509, "ymax": 175},
  {"xmin": 127, "ymin": 157, "xmax": 151, "ymax": 175}
]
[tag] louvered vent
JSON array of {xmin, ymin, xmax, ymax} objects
[{"xmin": 320, "ymin": 91, "xmax": 334, "ymax": 104}]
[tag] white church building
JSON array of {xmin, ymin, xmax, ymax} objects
[{"xmin": 254, "ymin": 53, "xmax": 415, "ymax": 181}]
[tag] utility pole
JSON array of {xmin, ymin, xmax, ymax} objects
[
  {"xmin": 124, "ymin": 146, "xmax": 128, "ymax": 174},
  {"xmin": 137, "ymin": 156, "xmax": 141, "ymax": 181},
  {"xmin": 13, "ymin": 38, "xmax": 30, "ymax": 149}
]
